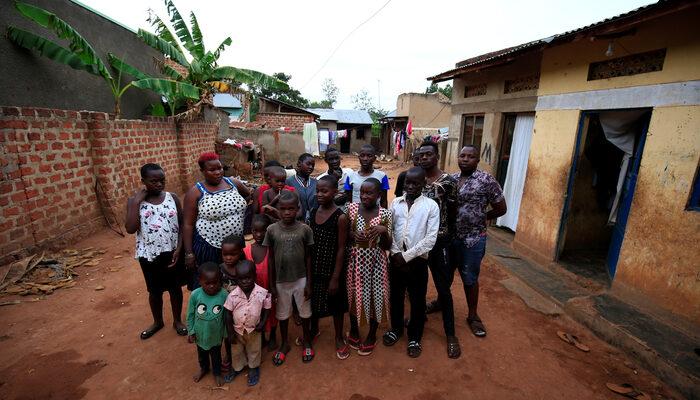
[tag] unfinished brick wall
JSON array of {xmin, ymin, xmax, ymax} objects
[
  {"xmin": 255, "ymin": 112, "xmax": 314, "ymax": 131},
  {"xmin": 0, "ymin": 107, "xmax": 217, "ymax": 265}
]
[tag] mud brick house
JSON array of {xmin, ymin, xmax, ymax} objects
[
  {"xmin": 255, "ymin": 97, "xmax": 319, "ymax": 131},
  {"xmin": 429, "ymin": 0, "xmax": 700, "ymax": 325}
]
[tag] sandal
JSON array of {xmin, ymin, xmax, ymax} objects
[
  {"xmin": 357, "ymin": 342, "xmax": 376, "ymax": 356},
  {"xmin": 557, "ymin": 330, "xmax": 590, "ymax": 352},
  {"xmin": 173, "ymin": 323, "xmax": 188, "ymax": 336},
  {"xmin": 467, "ymin": 317, "xmax": 487, "ymax": 337},
  {"xmin": 407, "ymin": 340, "xmax": 422, "ymax": 358},
  {"xmin": 247, "ymin": 367, "xmax": 260, "ymax": 386},
  {"xmin": 139, "ymin": 323, "xmax": 164, "ymax": 340},
  {"xmin": 272, "ymin": 351, "xmax": 287, "ymax": 366},
  {"xmin": 223, "ymin": 369, "xmax": 240, "ymax": 383},
  {"xmin": 294, "ymin": 331, "xmax": 320, "ymax": 346},
  {"xmin": 447, "ymin": 337, "xmax": 461, "ymax": 359},
  {"xmin": 346, "ymin": 333, "xmax": 361, "ymax": 350},
  {"xmin": 382, "ymin": 331, "xmax": 401, "ymax": 347},
  {"xmin": 302, "ymin": 347, "xmax": 315, "ymax": 363},
  {"xmin": 605, "ymin": 383, "xmax": 651, "ymax": 400},
  {"xmin": 336, "ymin": 342, "xmax": 350, "ymax": 360}
]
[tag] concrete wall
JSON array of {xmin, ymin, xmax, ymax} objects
[
  {"xmin": 512, "ymin": 9, "xmax": 700, "ymax": 323},
  {"xmin": 0, "ymin": 0, "xmax": 163, "ymax": 119},
  {"xmin": 396, "ymin": 93, "xmax": 451, "ymax": 128},
  {"xmin": 225, "ymin": 128, "xmax": 304, "ymax": 167},
  {"xmin": 444, "ymin": 52, "xmax": 540, "ymax": 173},
  {"xmin": 0, "ymin": 106, "xmax": 217, "ymax": 265}
]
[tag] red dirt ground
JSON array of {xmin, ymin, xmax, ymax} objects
[{"xmin": 0, "ymin": 157, "xmax": 682, "ymax": 400}]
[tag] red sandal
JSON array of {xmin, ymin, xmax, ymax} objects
[
  {"xmin": 346, "ymin": 334, "xmax": 361, "ymax": 350},
  {"xmin": 357, "ymin": 342, "xmax": 376, "ymax": 356},
  {"xmin": 302, "ymin": 347, "xmax": 315, "ymax": 363}
]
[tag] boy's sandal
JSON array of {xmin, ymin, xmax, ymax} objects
[
  {"xmin": 382, "ymin": 331, "xmax": 401, "ymax": 347},
  {"xmin": 272, "ymin": 351, "xmax": 286, "ymax": 366},
  {"xmin": 346, "ymin": 333, "xmax": 361, "ymax": 350},
  {"xmin": 357, "ymin": 342, "xmax": 376, "ymax": 356},
  {"xmin": 294, "ymin": 331, "xmax": 320, "ymax": 346},
  {"xmin": 139, "ymin": 323, "xmax": 164, "ymax": 340},
  {"xmin": 407, "ymin": 341, "xmax": 422, "ymax": 358},
  {"xmin": 557, "ymin": 330, "xmax": 590, "ymax": 352},
  {"xmin": 467, "ymin": 317, "xmax": 487, "ymax": 337},
  {"xmin": 336, "ymin": 343, "xmax": 351, "ymax": 360},
  {"xmin": 447, "ymin": 337, "xmax": 461, "ymax": 359},
  {"xmin": 302, "ymin": 347, "xmax": 315, "ymax": 363},
  {"xmin": 247, "ymin": 367, "xmax": 260, "ymax": 387},
  {"xmin": 223, "ymin": 369, "xmax": 240, "ymax": 383},
  {"xmin": 605, "ymin": 383, "xmax": 651, "ymax": 400}
]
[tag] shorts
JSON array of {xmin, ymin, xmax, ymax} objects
[
  {"xmin": 275, "ymin": 278, "xmax": 312, "ymax": 320},
  {"xmin": 451, "ymin": 236, "xmax": 487, "ymax": 286},
  {"xmin": 138, "ymin": 251, "xmax": 184, "ymax": 294}
]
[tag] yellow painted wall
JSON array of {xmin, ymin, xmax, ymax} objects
[
  {"xmin": 513, "ymin": 109, "xmax": 580, "ymax": 261},
  {"xmin": 613, "ymin": 105, "xmax": 700, "ymax": 323},
  {"xmin": 396, "ymin": 93, "xmax": 451, "ymax": 128}
]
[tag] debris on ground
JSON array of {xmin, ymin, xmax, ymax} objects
[{"xmin": 0, "ymin": 248, "xmax": 106, "ymax": 297}]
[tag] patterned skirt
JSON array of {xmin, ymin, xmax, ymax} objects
[{"xmin": 346, "ymin": 246, "xmax": 389, "ymax": 325}]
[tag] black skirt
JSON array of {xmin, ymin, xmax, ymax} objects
[{"xmin": 138, "ymin": 251, "xmax": 185, "ymax": 293}]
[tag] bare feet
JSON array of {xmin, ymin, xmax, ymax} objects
[
  {"xmin": 193, "ymin": 369, "xmax": 208, "ymax": 382},
  {"xmin": 214, "ymin": 374, "xmax": 224, "ymax": 387}
]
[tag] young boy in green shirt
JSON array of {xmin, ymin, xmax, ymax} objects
[{"xmin": 187, "ymin": 262, "xmax": 228, "ymax": 387}]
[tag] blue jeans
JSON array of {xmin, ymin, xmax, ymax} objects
[{"xmin": 451, "ymin": 236, "xmax": 487, "ymax": 286}]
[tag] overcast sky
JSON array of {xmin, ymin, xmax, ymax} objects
[{"xmin": 80, "ymin": 0, "xmax": 653, "ymax": 110}]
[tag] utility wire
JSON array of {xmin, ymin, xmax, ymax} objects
[{"xmin": 300, "ymin": 0, "xmax": 393, "ymax": 90}]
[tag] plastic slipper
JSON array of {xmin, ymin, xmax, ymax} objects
[
  {"xmin": 357, "ymin": 342, "xmax": 376, "ymax": 356},
  {"xmin": 336, "ymin": 343, "xmax": 350, "ymax": 360},
  {"xmin": 223, "ymin": 369, "xmax": 240, "ymax": 383},
  {"xmin": 272, "ymin": 351, "xmax": 286, "ymax": 366},
  {"xmin": 346, "ymin": 333, "xmax": 361, "ymax": 350},
  {"xmin": 467, "ymin": 317, "xmax": 487, "ymax": 337},
  {"xmin": 302, "ymin": 347, "xmax": 315, "ymax": 363},
  {"xmin": 447, "ymin": 338, "xmax": 461, "ymax": 359},
  {"xmin": 247, "ymin": 367, "xmax": 260, "ymax": 386},
  {"xmin": 407, "ymin": 340, "xmax": 422, "ymax": 358},
  {"xmin": 382, "ymin": 331, "xmax": 400, "ymax": 347},
  {"xmin": 294, "ymin": 331, "xmax": 320, "ymax": 346},
  {"xmin": 139, "ymin": 323, "xmax": 164, "ymax": 340},
  {"xmin": 174, "ymin": 324, "xmax": 188, "ymax": 336},
  {"xmin": 606, "ymin": 383, "xmax": 651, "ymax": 400},
  {"xmin": 557, "ymin": 330, "xmax": 590, "ymax": 352}
]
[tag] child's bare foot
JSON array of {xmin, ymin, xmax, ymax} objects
[
  {"xmin": 193, "ymin": 369, "xmax": 208, "ymax": 382},
  {"xmin": 214, "ymin": 374, "xmax": 224, "ymax": 387}
]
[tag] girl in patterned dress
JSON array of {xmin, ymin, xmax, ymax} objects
[
  {"xmin": 125, "ymin": 163, "xmax": 187, "ymax": 340},
  {"xmin": 309, "ymin": 176, "xmax": 350, "ymax": 359},
  {"xmin": 346, "ymin": 178, "xmax": 393, "ymax": 356},
  {"xmin": 182, "ymin": 152, "xmax": 251, "ymax": 290}
]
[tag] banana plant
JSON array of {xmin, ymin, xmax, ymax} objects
[
  {"xmin": 6, "ymin": 1, "xmax": 199, "ymax": 117},
  {"xmin": 140, "ymin": 0, "xmax": 288, "ymax": 117}
]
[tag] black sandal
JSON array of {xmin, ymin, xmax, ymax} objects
[
  {"xmin": 407, "ymin": 341, "xmax": 422, "ymax": 358},
  {"xmin": 467, "ymin": 317, "xmax": 487, "ymax": 337},
  {"xmin": 174, "ymin": 323, "xmax": 188, "ymax": 336},
  {"xmin": 382, "ymin": 331, "xmax": 401, "ymax": 346},
  {"xmin": 140, "ymin": 323, "xmax": 164, "ymax": 340},
  {"xmin": 447, "ymin": 337, "xmax": 461, "ymax": 359}
]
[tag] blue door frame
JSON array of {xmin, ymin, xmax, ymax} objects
[{"xmin": 555, "ymin": 110, "xmax": 651, "ymax": 280}]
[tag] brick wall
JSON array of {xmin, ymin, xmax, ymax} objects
[
  {"xmin": 255, "ymin": 112, "xmax": 315, "ymax": 131},
  {"xmin": 0, "ymin": 107, "xmax": 217, "ymax": 265}
]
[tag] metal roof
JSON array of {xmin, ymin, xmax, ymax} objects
[
  {"xmin": 213, "ymin": 94, "xmax": 242, "ymax": 109},
  {"xmin": 428, "ymin": 0, "xmax": 695, "ymax": 82},
  {"xmin": 305, "ymin": 108, "xmax": 373, "ymax": 125}
]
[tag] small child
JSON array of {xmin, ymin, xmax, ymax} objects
[
  {"xmin": 219, "ymin": 234, "xmax": 246, "ymax": 374},
  {"xmin": 187, "ymin": 262, "xmax": 229, "ymax": 387},
  {"xmin": 252, "ymin": 160, "xmax": 283, "ymax": 215},
  {"xmin": 224, "ymin": 261, "xmax": 271, "ymax": 386},
  {"xmin": 344, "ymin": 144, "xmax": 390, "ymax": 208},
  {"xmin": 309, "ymin": 175, "xmax": 349, "ymax": 359},
  {"xmin": 346, "ymin": 178, "xmax": 393, "ymax": 356},
  {"xmin": 261, "ymin": 166, "xmax": 297, "ymax": 221},
  {"xmin": 244, "ymin": 214, "xmax": 278, "ymax": 351},
  {"xmin": 286, "ymin": 153, "xmax": 318, "ymax": 222},
  {"xmin": 264, "ymin": 191, "xmax": 315, "ymax": 365}
]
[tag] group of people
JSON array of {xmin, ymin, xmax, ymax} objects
[{"xmin": 125, "ymin": 141, "xmax": 507, "ymax": 387}]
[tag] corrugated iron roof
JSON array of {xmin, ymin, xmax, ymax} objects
[
  {"xmin": 428, "ymin": 0, "xmax": 694, "ymax": 82},
  {"xmin": 305, "ymin": 108, "xmax": 373, "ymax": 125}
]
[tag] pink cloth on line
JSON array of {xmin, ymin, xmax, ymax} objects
[{"xmin": 223, "ymin": 284, "xmax": 271, "ymax": 335}]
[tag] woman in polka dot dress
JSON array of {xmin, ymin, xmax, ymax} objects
[{"xmin": 182, "ymin": 152, "xmax": 250, "ymax": 290}]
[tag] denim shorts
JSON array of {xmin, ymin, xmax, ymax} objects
[{"xmin": 451, "ymin": 236, "xmax": 487, "ymax": 286}]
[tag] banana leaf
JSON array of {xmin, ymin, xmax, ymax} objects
[
  {"xmin": 212, "ymin": 66, "xmax": 288, "ymax": 90},
  {"xmin": 162, "ymin": 63, "xmax": 185, "ymax": 80},
  {"xmin": 14, "ymin": 1, "xmax": 111, "ymax": 81},
  {"xmin": 138, "ymin": 29, "xmax": 189, "ymax": 67},
  {"xmin": 189, "ymin": 12, "xmax": 205, "ymax": 59},
  {"xmin": 163, "ymin": 0, "xmax": 199, "ymax": 58},
  {"xmin": 7, "ymin": 27, "xmax": 100, "ymax": 76},
  {"xmin": 146, "ymin": 12, "xmax": 184, "ymax": 55},
  {"xmin": 107, "ymin": 54, "xmax": 150, "ymax": 80},
  {"xmin": 132, "ymin": 78, "xmax": 200, "ymax": 99}
]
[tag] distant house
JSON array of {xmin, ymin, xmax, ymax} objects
[
  {"xmin": 256, "ymin": 96, "xmax": 318, "ymax": 131},
  {"xmin": 306, "ymin": 108, "xmax": 373, "ymax": 153},
  {"xmin": 213, "ymin": 93, "xmax": 246, "ymax": 122}
]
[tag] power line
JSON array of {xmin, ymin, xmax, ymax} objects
[{"xmin": 300, "ymin": 0, "xmax": 393, "ymax": 90}]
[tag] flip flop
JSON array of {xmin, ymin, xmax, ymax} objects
[
  {"xmin": 272, "ymin": 351, "xmax": 286, "ymax": 366},
  {"xmin": 467, "ymin": 317, "xmax": 487, "ymax": 337},
  {"xmin": 382, "ymin": 331, "xmax": 400, "ymax": 347},
  {"xmin": 407, "ymin": 341, "xmax": 422, "ymax": 358},
  {"xmin": 557, "ymin": 330, "xmax": 590, "ymax": 352},
  {"xmin": 605, "ymin": 383, "xmax": 651, "ymax": 400},
  {"xmin": 302, "ymin": 347, "xmax": 315, "ymax": 363},
  {"xmin": 139, "ymin": 323, "xmax": 164, "ymax": 340},
  {"xmin": 357, "ymin": 342, "xmax": 376, "ymax": 356},
  {"xmin": 346, "ymin": 333, "xmax": 361, "ymax": 350},
  {"xmin": 294, "ymin": 331, "xmax": 320, "ymax": 346},
  {"xmin": 247, "ymin": 367, "xmax": 260, "ymax": 386},
  {"xmin": 336, "ymin": 343, "xmax": 350, "ymax": 360}
]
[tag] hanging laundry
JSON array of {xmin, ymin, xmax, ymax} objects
[
  {"xmin": 319, "ymin": 129, "xmax": 330, "ymax": 145},
  {"xmin": 329, "ymin": 130, "xmax": 338, "ymax": 144},
  {"xmin": 337, "ymin": 129, "xmax": 348, "ymax": 138},
  {"xmin": 406, "ymin": 120, "xmax": 413, "ymax": 136},
  {"xmin": 303, "ymin": 123, "xmax": 320, "ymax": 156}
]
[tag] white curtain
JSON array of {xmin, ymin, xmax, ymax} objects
[{"xmin": 497, "ymin": 114, "xmax": 535, "ymax": 231}]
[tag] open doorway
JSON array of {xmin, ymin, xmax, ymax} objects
[{"xmin": 557, "ymin": 109, "xmax": 651, "ymax": 285}]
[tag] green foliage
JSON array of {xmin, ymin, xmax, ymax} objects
[
  {"xmin": 321, "ymin": 78, "xmax": 338, "ymax": 107},
  {"xmin": 150, "ymin": 102, "xmax": 167, "ymax": 116},
  {"xmin": 351, "ymin": 89, "xmax": 387, "ymax": 123},
  {"xmin": 371, "ymin": 123, "xmax": 381, "ymax": 138},
  {"xmin": 308, "ymin": 100, "xmax": 334, "ymax": 109},
  {"xmin": 426, "ymin": 83, "xmax": 453, "ymax": 99}
]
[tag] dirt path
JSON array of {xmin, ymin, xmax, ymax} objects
[{"xmin": 0, "ymin": 157, "xmax": 681, "ymax": 400}]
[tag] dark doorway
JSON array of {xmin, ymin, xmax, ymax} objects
[{"xmin": 557, "ymin": 109, "xmax": 652, "ymax": 285}]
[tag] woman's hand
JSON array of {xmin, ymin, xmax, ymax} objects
[
  {"xmin": 184, "ymin": 252, "xmax": 196, "ymax": 270},
  {"xmin": 365, "ymin": 225, "xmax": 387, "ymax": 241},
  {"xmin": 167, "ymin": 248, "xmax": 181, "ymax": 268}
]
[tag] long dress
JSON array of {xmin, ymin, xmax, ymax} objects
[
  {"xmin": 309, "ymin": 207, "xmax": 348, "ymax": 318},
  {"xmin": 346, "ymin": 202, "xmax": 393, "ymax": 325}
]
